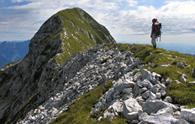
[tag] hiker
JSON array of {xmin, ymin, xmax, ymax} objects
[{"xmin": 150, "ymin": 18, "xmax": 161, "ymax": 48}]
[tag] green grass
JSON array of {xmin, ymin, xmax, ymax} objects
[
  {"xmin": 52, "ymin": 8, "xmax": 114, "ymax": 64},
  {"xmin": 115, "ymin": 43, "xmax": 195, "ymax": 107},
  {"xmin": 50, "ymin": 80, "xmax": 126, "ymax": 124}
]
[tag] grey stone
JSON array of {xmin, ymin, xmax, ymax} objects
[
  {"xmin": 142, "ymin": 91, "xmax": 156, "ymax": 100},
  {"xmin": 176, "ymin": 62, "xmax": 187, "ymax": 68},
  {"xmin": 164, "ymin": 96, "xmax": 173, "ymax": 103},
  {"xmin": 143, "ymin": 100, "xmax": 178, "ymax": 114},
  {"xmin": 133, "ymin": 72, "xmax": 142, "ymax": 81},
  {"xmin": 180, "ymin": 108, "xmax": 195, "ymax": 123},
  {"xmin": 156, "ymin": 92, "xmax": 162, "ymax": 99},
  {"xmin": 151, "ymin": 84, "xmax": 161, "ymax": 93},
  {"xmin": 137, "ymin": 79, "xmax": 153, "ymax": 89},
  {"xmin": 179, "ymin": 74, "xmax": 187, "ymax": 83},
  {"xmin": 139, "ymin": 113, "xmax": 180, "ymax": 124},
  {"xmin": 122, "ymin": 98, "xmax": 142, "ymax": 120},
  {"xmin": 141, "ymin": 69, "xmax": 153, "ymax": 81},
  {"xmin": 140, "ymin": 87, "xmax": 147, "ymax": 94}
]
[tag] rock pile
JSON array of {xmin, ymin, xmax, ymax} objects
[{"xmin": 91, "ymin": 68, "xmax": 195, "ymax": 124}]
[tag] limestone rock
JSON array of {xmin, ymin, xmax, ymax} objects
[
  {"xmin": 143, "ymin": 100, "xmax": 178, "ymax": 114},
  {"xmin": 179, "ymin": 74, "xmax": 187, "ymax": 83},
  {"xmin": 122, "ymin": 98, "xmax": 142, "ymax": 120},
  {"xmin": 164, "ymin": 96, "xmax": 173, "ymax": 103},
  {"xmin": 181, "ymin": 108, "xmax": 195, "ymax": 123},
  {"xmin": 139, "ymin": 113, "xmax": 181, "ymax": 124}
]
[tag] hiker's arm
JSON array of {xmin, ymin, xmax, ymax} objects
[{"xmin": 150, "ymin": 26, "xmax": 153, "ymax": 38}]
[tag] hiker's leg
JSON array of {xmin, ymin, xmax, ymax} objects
[{"xmin": 151, "ymin": 35, "xmax": 156, "ymax": 48}]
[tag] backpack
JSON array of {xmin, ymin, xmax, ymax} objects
[{"xmin": 155, "ymin": 23, "xmax": 162, "ymax": 37}]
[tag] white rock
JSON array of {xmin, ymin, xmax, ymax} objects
[
  {"xmin": 179, "ymin": 74, "xmax": 187, "ymax": 83},
  {"xmin": 136, "ymin": 96, "xmax": 145, "ymax": 106},
  {"xmin": 164, "ymin": 96, "xmax": 172, "ymax": 103},
  {"xmin": 139, "ymin": 113, "xmax": 180, "ymax": 124},
  {"xmin": 181, "ymin": 108, "xmax": 195, "ymax": 123},
  {"xmin": 156, "ymin": 92, "xmax": 161, "ymax": 99},
  {"xmin": 110, "ymin": 101, "xmax": 124, "ymax": 113},
  {"xmin": 122, "ymin": 98, "xmax": 142, "ymax": 120}
]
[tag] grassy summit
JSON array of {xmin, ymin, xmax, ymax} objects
[
  {"xmin": 53, "ymin": 8, "xmax": 115, "ymax": 63},
  {"xmin": 29, "ymin": 8, "xmax": 115, "ymax": 65}
]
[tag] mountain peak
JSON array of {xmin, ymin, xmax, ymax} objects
[
  {"xmin": 0, "ymin": 8, "xmax": 115, "ymax": 123},
  {"xmin": 29, "ymin": 7, "xmax": 115, "ymax": 64}
]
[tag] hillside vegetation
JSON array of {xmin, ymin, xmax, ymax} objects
[{"xmin": 117, "ymin": 43, "xmax": 195, "ymax": 107}]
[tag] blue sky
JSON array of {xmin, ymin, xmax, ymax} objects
[{"xmin": 0, "ymin": 0, "xmax": 195, "ymax": 44}]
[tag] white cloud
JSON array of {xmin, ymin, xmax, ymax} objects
[{"xmin": 0, "ymin": 0, "xmax": 195, "ymax": 42}]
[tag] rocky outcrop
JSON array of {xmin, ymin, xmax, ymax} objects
[
  {"xmin": 91, "ymin": 67, "xmax": 195, "ymax": 124},
  {"xmin": 0, "ymin": 8, "xmax": 115, "ymax": 124}
]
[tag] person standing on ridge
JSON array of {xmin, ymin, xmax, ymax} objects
[{"xmin": 150, "ymin": 18, "xmax": 162, "ymax": 49}]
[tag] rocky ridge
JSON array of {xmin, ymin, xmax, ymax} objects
[
  {"xmin": 17, "ymin": 45, "xmax": 139, "ymax": 124},
  {"xmin": 91, "ymin": 65, "xmax": 195, "ymax": 124}
]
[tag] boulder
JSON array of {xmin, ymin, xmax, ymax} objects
[
  {"xmin": 141, "ymin": 69, "xmax": 153, "ymax": 81},
  {"xmin": 164, "ymin": 96, "xmax": 173, "ymax": 103},
  {"xmin": 139, "ymin": 113, "xmax": 184, "ymax": 124},
  {"xmin": 152, "ymin": 72, "xmax": 161, "ymax": 81},
  {"xmin": 122, "ymin": 97, "xmax": 142, "ymax": 120},
  {"xmin": 156, "ymin": 92, "xmax": 162, "ymax": 99},
  {"xmin": 151, "ymin": 84, "xmax": 161, "ymax": 94},
  {"xmin": 142, "ymin": 91, "xmax": 156, "ymax": 100},
  {"xmin": 137, "ymin": 79, "xmax": 153, "ymax": 89},
  {"xmin": 136, "ymin": 96, "xmax": 145, "ymax": 106},
  {"xmin": 180, "ymin": 108, "xmax": 195, "ymax": 123},
  {"xmin": 143, "ymin": 100, "xmax": 178, "ymax": 114},
  {"xmin": 103, "ymin": 101, "xmax": 123, "ymax": 118},
  {"xmin": 114, "ymin": 79, "xmax": 135, "ymax": 91},
  {"xmin": 133, "ymin": 72, "xmax": 142, "ymax": 81},
  {"xmin": 179, "ymin": 74, "xmax": 187, "ymax": 83}
]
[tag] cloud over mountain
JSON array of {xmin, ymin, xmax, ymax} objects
[{"xmin": 0, "ymin": 0, "xmax": 195, "ymax": 42}]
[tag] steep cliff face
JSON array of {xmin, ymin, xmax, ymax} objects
[{"xmin": 0, "ymin": 8, "xmax": 115, "ymax": 124}]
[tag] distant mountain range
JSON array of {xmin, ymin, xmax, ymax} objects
[
  {"xmin": 0, "ymin": 40, "xmax": 29, "ymax": 68},
  {"xmin": 159, "ymin": 43, "xmax": 195, "ymax": 55}
]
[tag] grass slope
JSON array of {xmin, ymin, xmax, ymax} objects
[
  {"xmin": 54, "ymin": 8, "xmax": 114, "ymax": 64},
  {"xmin": 50, "ymin": 80, "xmax": 126, "ymax": 124},
  {"xmin": 117, "ymin": 43, "xmax": 195, "ymax": 107}
]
